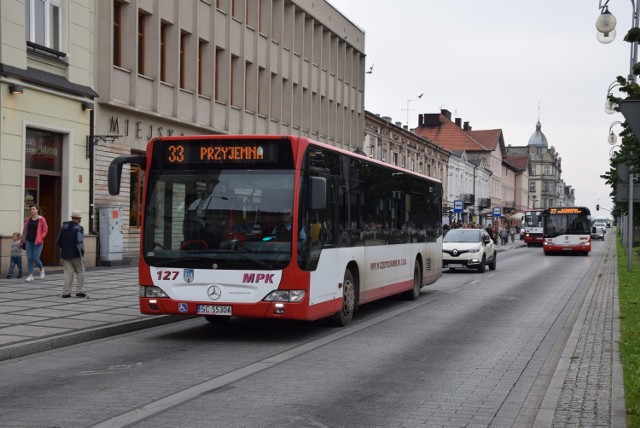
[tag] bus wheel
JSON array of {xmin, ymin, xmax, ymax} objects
[
  {"xmin": 204, "ymin": 315, "xmax": 231, "ymax": 324},
  {"xmin": 403, "ymin": 262, "xmax": 422, "ymax": 301},
  {"xmin": 331, "ymin": 268, "xmax": 356, "ymax": 326}
]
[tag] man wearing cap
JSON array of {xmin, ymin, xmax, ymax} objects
[{"xmin": 56, "ymin": 209, "xmax": 86, "ymax": 298}]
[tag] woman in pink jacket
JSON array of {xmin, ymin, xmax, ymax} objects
[{"xmin": 20, "ymin": 204, "xmax": 48, "ymax": 282}]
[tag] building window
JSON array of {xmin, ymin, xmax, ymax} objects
[
  {"xmin": 180, "ymin": 32, "xmax": 187, "ymax": 89},
  {"xmin": 530, "ymin": 182, "xmax": 535, "ymax": 192},
  {"xmin": 392, "ymin": 153, "xmax": 398, "ymax": 166},
  {"xmin": 130, "ymin": 154, "xmax": 145, "ymax": 227},
  {"xmin": 382, "ymin": 149, "xmax": 387, "ymax": 162},
  {"xmin": 160, "ymin": 22, "xmax": 169, "ymax": 82},
  {"xmin": 25, "ymin": 0, "xmax": 62, "ymax": 51},
  {"xmin": 137, "ymin": 11, "xmax": 147, "ymax": 75},
  {"xmin": 113, "ymin": 1, "xmax": 122, "ymax": 66},
  {"xmin": 231, "ymin": 55, "xmax": 240, "ymax": 106},
  {"xmin": 198, "ymin": 39, "xmax": 206, "ymax": 95},
  {"xmin": 215, "ymin": 47, "xmax": 226, "ymax": 102}
]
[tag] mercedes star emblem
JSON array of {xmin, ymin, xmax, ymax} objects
[{"xmin": 207, "ymin": 285, "xmax": 222, "ymax": 300}]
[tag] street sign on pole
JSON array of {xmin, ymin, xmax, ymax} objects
[
  {"xmin": 493, "ymin": 207, "xmax": 502, "ymax": 218},
  {"xmin": 454, "ymin": 200, "xmax": 463, "ymax": 213}
]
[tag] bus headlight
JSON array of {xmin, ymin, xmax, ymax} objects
[
  {"xmin": 141, "ymin": 286, "xmax": 169, "ymax": 298},
  {"xmin": 263, "ymin": 290, "xmax": 305, "ymax": 302}
]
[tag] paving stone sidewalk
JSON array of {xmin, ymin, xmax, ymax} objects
[
  {"xmin": 535, "ymin": 233, "xmax": 626, "ymax": 427},
  {"xmin": 0, "ymin": 265, "xmax": 181, "ymax": 361}
]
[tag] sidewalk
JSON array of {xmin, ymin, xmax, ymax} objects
[
  {"xmin": 536, "ymin": 232, "xmax": 626, "ymax": 426},
  {"xmin": 0, "ymin": 239, "xmax": 624, "ymax": 425},
  {"xmin": 0, "ymin": 265, "xmax": 181, "ymax": 361}
]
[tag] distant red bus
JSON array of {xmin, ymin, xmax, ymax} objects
[
  {"xmin": 108, "ymin": 135, "xmax": 444, "ymax": 326},
  {"xmin": 543, "ymin": 207, "xmax": 592, "ymax": 255},
  {"xmin": 523, "ymin": 210, "xmax": 544, "ymax": 246}
]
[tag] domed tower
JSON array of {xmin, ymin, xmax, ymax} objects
[{"xmin": 528, "ymin": 121, "xmax": 548, "ymax": 148}]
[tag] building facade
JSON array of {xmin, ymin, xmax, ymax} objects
[
  {"xmin": 414, "ymin": 109, "xmax": 527, "ymax": 226},
  {"xmin": 445, "ymin": 151, "xmax": 491, "ymax": 225},
  {"xmin": 93, "ymin": 0, "xmax": 366, "ymax": 261},
  {"xmin": 1, "ymin": 0, "xmax": 98, "ymax": 274},
  {"xmin": 507, "ymin": 120, "xmax": 570, "ymax": 210}
]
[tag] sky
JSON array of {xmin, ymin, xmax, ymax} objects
[{"xmin": 328, "ymin": 0, "xmax": 633, "ymax": 217}]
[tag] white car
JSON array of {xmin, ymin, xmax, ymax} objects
[
  {"xmin": 591, "ymin": 220, "xmax": 607, "ymax": 240},
  {"xmin": 442, "ymin": 228, "xmax": 497, "ymax": 273}
]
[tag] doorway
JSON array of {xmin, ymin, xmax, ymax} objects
[{"xmin": 39, "ymin": 176, "xmax": 61, "ymax": 266}]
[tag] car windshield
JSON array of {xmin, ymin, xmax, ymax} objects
[{"xmin": 443, "ymin": 229, "xmax": 482, "ymax": 243}]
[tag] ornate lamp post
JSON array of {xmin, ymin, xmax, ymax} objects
[{"xmin": 597, "ymin": 0, "xmax": 639, "ymax": 271}]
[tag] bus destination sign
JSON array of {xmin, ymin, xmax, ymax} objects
[
  {"xmin": 166, "ymin": 143, "xmax": 265, "ymax": 164},
  {"xmin": 153, "ymin": 138, "xmax": 293, "ymax": 170},
  {"xmin": 549, "ymin": 207, "xmax": 585, "ymax": 215}
]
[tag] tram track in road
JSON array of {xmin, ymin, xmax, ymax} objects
[{"xmin": 92, "ymin": 291, "xmax": 442, "ymax": 428}]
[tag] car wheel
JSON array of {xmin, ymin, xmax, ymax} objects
[
  {"xmin": 488, "ymin": 252, "xmax": 497, "ymax": 271},
  {"xmin": 477, "ymin": 255, "xmax": 486, "ymax": 273}
]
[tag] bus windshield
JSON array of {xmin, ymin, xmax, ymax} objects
[
  {"xmin": 543, "ymin": 212, "xmax": 591, "ymax": 238},
  {"xmin": 525, "ymin": 211, "xmax": 543, "ymax": 228},
  {"xmin": 143, "ymin": 169, "xmax": 295, "ymax": 270}
]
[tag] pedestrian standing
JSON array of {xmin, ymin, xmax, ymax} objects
[
  {"xmin": 56, "ymin": 210, "xmax": 86, "ymax": 298},
  {"xmin": 499, "ymin": 226, "xmax": 509, "ymax": 245},
  {"xmin": 6, "ymin": 232, "xmax": 23, "ymax": 279},
  {"xmin": 509, "ymin": 225, "xmax": 516, "ymax": 243},
  {"xmin": 20, "ymin": 204, "xmax": 48, "ymax": 282}
]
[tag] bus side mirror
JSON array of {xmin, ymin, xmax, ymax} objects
[
  {"xmin": 309, "ymin": 176, "xmax": 326, "ymax": 210},
  {"xmin": 108, "ymin": 155, "xmax": 146, "ymax": 195}
]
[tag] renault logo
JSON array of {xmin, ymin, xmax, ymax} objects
[
  {"xmin": 207, "ymin": 285, "xmax": 222, "ymax": 300},
  {"xmin": 452, "ymin": 249, "xmax": 459, "ymax": 256}
]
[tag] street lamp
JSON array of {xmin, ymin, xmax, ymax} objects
[
  {"xmin": 596, "ymin": 0, "xmax": 640, "ymax": 83},
  {"xmin": 597, "ymin": 0, "xmax": 640, "ymax": 272},
  {"xmin": 609, "ymin": 144, "xmax": 621, "ymax": 156},
  {"xmin": 596, "ymin": 2, "xmax": 618, "ymax": 43},
  {"xmin": 607, "ymin": 120, "xmax": 623, "ymax": 144},
  {"xmin": 605, "ymin": 80, "xmax": 621, "ymax": 113}
]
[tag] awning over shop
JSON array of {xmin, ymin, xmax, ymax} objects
[{"xmin": 508, "ymin": 212, "xmax": 524, "ymax": 221}]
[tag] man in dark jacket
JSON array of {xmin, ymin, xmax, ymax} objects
[{"xmin": 56, "ymin": 210, "xmax": 86, "ymax": 298}]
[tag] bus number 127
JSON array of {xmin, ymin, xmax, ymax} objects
[{"xmin": 157, "ymin": 271, "xmax": 180, "ymax": 280}]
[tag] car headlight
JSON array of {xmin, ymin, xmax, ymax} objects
[
  {"xmin": 263, "ymin": 290, "xmax": 305, "ymax": 302},
  {"xmin": 141, "ymin": 286, "xmax": 169, "ymax": 298},
  {"xmin": 468, "ymin": 246, "xmax": 481, "ymax": 253}
]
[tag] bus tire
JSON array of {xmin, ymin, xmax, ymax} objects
[
  {"xmin": 330, "ymin": 268, "xmax": 356, "ymax": 327},
  {"xmin": 204, "ymin": 315, "xmax": 231, "ymax": 324},
  {"xmin": 477, "ymin": 255, "xmax": 486, "ymax": 273},
  {"xmin": 402, "ymin": 261, "xmax": 422, "ymax": 301}
]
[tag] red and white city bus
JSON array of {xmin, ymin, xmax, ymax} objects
[
  {"xmin": 523, "ymin": 209, "xmax": 544, "ymax": 246},
  {"xmin": 542, "ymin": 207, "xmax": 592, "ymax": 255},
  {"xmin": 108, "ymin": 135, "xmax": 443, "ymax": 326}
]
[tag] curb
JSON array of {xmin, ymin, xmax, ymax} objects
[{"xmin": 0, "ymin": 315, "xmax": 188, "ymax": 362}]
